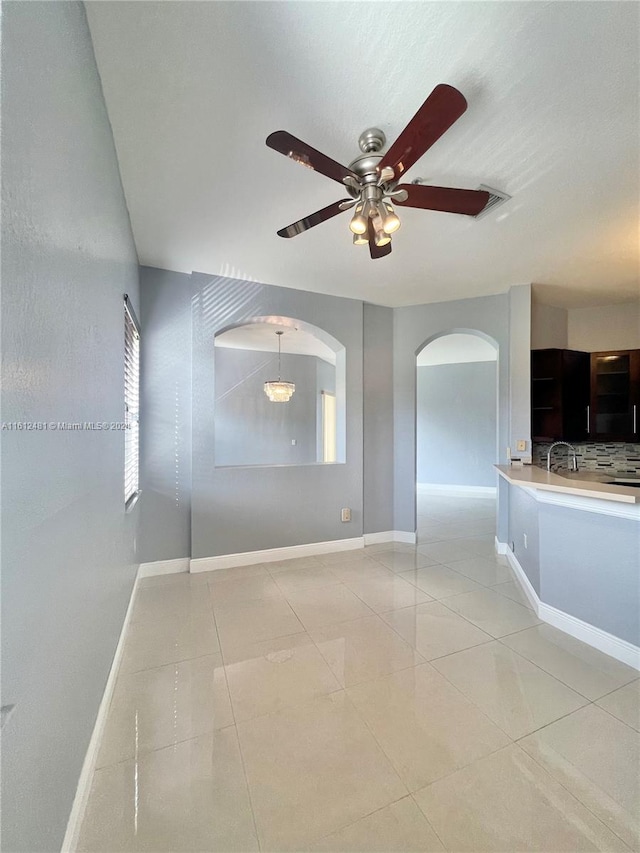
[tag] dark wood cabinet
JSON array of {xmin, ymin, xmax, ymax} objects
[
  {"xmin": 589, "ymin": 350, "xmax": 640, "ymax": 441},
  {"xmin": 531, "ymin": 349, "xmax": 590, "ymax": 441}
]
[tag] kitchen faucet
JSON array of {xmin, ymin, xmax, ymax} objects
[{"xmin": 546, "ymin": 441, "xmax": 578, "ymax": 472}]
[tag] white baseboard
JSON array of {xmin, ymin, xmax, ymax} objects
[
  {"xmin": 503, "ymin": 547, "xmax": 541, "ymax": 612},
  {"xmin": 61, "ymin": 566, "xmax": 141, "ymax": 851},
  {"xmin": 190, "ymin": 536, "xmax": 364, "ymax": 573},
  {"xmin": 417, "ymin": 483, "xmax": 496, "ymax": 498},
  {"xmin": 499, "ymin": 541, "xmax": 640, "ymax": 671},
  {"xmin": 139, "ymin": 557, "xmax": 190, "ymax": 578},
  {"xmin": 392, "ymin": 530, "xmax": 417, "ymax": 544},
  {"xmin": 539, "ymin": 602, "xmax": 640, "ymax": 671},
  {"xmin": 494, "ymin": 537, "xmax": 508, "ymax": 555},
  {"xmin": 363, "ymin": 530, "xmax": 417, "ymax": 545}
]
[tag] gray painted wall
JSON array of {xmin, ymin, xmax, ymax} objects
[
  {"xmin": 416, "ymin": 362, "xmax": 497, "ymax": 487},
  {"xmin": 505, "ymin": 483, "xmax": 639, "ymax": 646},
  {"xmin": 139, "ymin": 267, "xmax": 192, "ymax": 563},
  {"xmin": 393, "ymin": 293, "xmax": 510, "ymax": 539},
  {"xmin": 1, "ymin": 4, "xmax": 140, "ymax": 850},
  {"xmin": 531, "ymin": 301, "xmax": 568, "ymax": 349},
  {"xmin": 363, "ymin": 304, "xmax": 394, "ymax": 534},
  {"xmin": 215, "ymin": 348, "xmax": 329, "ymax": 466},
  {"xmin": 508, "ymin": 485, "xmax": 541, "ymax": 594},
  {"xmin": 509, "ymin": 283, "xmax": 532, "ymax": 456},
  {"xmin": 539, "ymin": 503, "xmax": 640, "ymax": 646},
  {"xmin": 191, "ymin": 273, "xmax": 364, "ymax": 557}
]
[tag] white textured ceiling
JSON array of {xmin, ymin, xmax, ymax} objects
[
  {"xmin": 86, "ymin": 1, "xmax": 639, "ymax": 308},
  {"xmin": 417, "ymin": 333, "xmax": 497, "ymax": 366},
  {"xmin": 215, "ymin": 322, "xmax": 336, "ymax": 364}
]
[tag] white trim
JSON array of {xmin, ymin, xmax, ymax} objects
[
  {"xmin": 190, "ymin": 537, "xmax": 365, "ymax": 573},
  {"xmin": 503, "ymin": 546, "xmax": 541, "ymax": 612},
  {"xmin": 363, "ymin": 531, "xmax": 396, "ymax": 545},
  {"xmin": 498, "ymin": 541, "xmax": 640, "ymax": 671},
  {"xmin": 392, "ymin": 530, "xmax": 417, "ymax": 544},
  {"xmin": 363, "ymin": 530, "xmax": 417, "ymax": 545},
  {"xmin": 535, "ymin": 489, "xmax": 640, "ymax": 521},
  {"xmin": 417, "ymin": 483, "xmax": 496, "ymax": 498},
  {"xmin": 538, "ymin": 601, "xmax": 640, "ymax": 670},
  {"xmin": 538, "ymin": 602, "xmax": 640, "ymax": 671},
  {"xmin": 138, "ymin": 557, "xmax": 190, "ymax": 578},
  {"xmin": 61, "ymin": 568, "xmax": 140, "ymax": 852},
  {"xmin": 494, "ymin": 536, "xmax": 508, "ymax": 555}
]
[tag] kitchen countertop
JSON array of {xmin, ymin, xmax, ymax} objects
[{"xmin": 495, "ymin": 465, "xmax": 640, "ymax": 504}]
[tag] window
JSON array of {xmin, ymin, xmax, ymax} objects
[{"xmin": 124, "ymin": 296, "xmax": 140, "ymax": 507}]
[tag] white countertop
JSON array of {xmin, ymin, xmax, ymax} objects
[{"xmin": 495, "ymin": 465, "xmax": 640, "ymax": 504}]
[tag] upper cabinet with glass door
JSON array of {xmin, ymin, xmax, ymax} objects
[{"xmin": 589, "ymin": 350, "xmax": 640, "ymax": 441}]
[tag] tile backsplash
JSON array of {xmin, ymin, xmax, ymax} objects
[{"xmin": 532, "ymin": 442, "xmax": 640, "ymax": 475}]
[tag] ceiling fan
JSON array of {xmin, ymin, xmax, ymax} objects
[{"xmin": 266, "ymin": 84, "xmax": 490, "ymax": 259}]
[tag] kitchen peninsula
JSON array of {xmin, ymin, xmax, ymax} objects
[{"xmin": 496, "ymin": 464, "xmax": 640, "ymax": 669}]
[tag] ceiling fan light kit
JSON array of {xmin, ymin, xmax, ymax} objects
[{"xmin": 267, "ymin": 84, "xmax": 499, "ymax": 259}]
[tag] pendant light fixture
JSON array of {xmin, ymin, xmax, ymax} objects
[{"xmin": 264, "ymin": 331, "xmax": 295, "ymax": 402}]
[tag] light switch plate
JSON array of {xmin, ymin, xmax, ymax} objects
[{"xmin": 516, "ymin": 440, "xmax": 527, "ymax": 452}]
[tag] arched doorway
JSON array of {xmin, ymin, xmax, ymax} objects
[{"xmin": 415, "ymin": 330, "xmax": 499, "ymax": 545}]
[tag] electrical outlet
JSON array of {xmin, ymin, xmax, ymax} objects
[
  {"xmin": 523, "ymin": 533, "xmax": 528, "ymax": 549},
  {"xmin": 291, "ymin": 439, "xmax": 297, "ymax": 446},
  {"xmin": 341, "ymin": 507, "xmax": 351, "ymax": 523},
  {"xmin": 516, "ymin": 439, "xmax": 527, "ymax": 452}
]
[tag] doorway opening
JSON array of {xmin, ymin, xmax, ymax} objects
[{"xmin": 415, "ymin": 332, "xmax": 498, "ymax": 543}]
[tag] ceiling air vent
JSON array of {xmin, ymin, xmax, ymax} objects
[{"xmin": 475, "ymin": 185, "xmax": 511, "ymax": 219}]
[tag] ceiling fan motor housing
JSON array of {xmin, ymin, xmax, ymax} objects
[{"xmin": 347, "ymin": 129, "xmax": 391, "ymax": 198}]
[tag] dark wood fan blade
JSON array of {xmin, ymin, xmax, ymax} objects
[
  {"xmin": 367, "ymin": 219, "xmax": 392, "ymax": 259},
  {"xmin": 277, "ymin": 199, "xmax": 351, "ymax": 238},
  {"xmin": 267, "ymin": 131, "xmax": 358, "ymax": 186},
  {"xmin": 394, "ymin": 184, "xmax": 490, "ymax": 216},
  {"xmin": 378, "ymin": 84, "xmax": 468, "ymax": 180}
]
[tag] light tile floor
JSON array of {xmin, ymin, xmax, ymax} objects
[{"xmin": 78, "ymin": 496, "xmax": 639, "ymax": 852}]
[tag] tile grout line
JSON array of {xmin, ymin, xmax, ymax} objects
[
  {"xmin": 513, "ymin": 722, "xmax": 636, "ymax": 850},
  {"xmin": 207, "ymin": 577, "xmax": 263, "ymax": 853},
  {"xmin": 106, "ymin": 532, "xmax": 633, "ymax": 852},
  {"xmin": 93, "ymin": 724, "xmax": 238, "ymax": 774},
  {"xmin": 494, "ymin": 636, "xmax": 639, "ymax": 703}
]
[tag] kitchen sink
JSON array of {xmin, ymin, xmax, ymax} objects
[{"xmin": 604, "ymin": 478, "xmax": 640, "ymax": 488}]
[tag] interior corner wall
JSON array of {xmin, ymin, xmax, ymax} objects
[
  {"xmin": 393, "ymin": 293, "xmax": 510, "ymax": 537},
  {"xmin": 139, "ymin": 267, "xmax": 193, "ymax": 563},
  {"xmin": 509, "ymin": 283, "xmax": 532, "ymax": 453},
  {"xmin": 363, "ymin": 304, "xmax": 394, "ymax": 534},
  {"xmin": 1, "ymin": 4, "xmax": 140, "ymax": 850},
  {"xmin": 190, "ymin": 273, "xmax": 364, "ymax": 558}
]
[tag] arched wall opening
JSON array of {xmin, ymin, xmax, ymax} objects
[
  {"xmin": 213, "ymin": 315, "xmax": 346, "ymax": 467},
  {"xmin": 415, "ymin": 329, "xmax": 500, "ymax": 538}
]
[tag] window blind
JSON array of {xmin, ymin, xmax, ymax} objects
[{"xmin": 124, "ymin": 296, "xmax": 140, "ymax": 506}]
